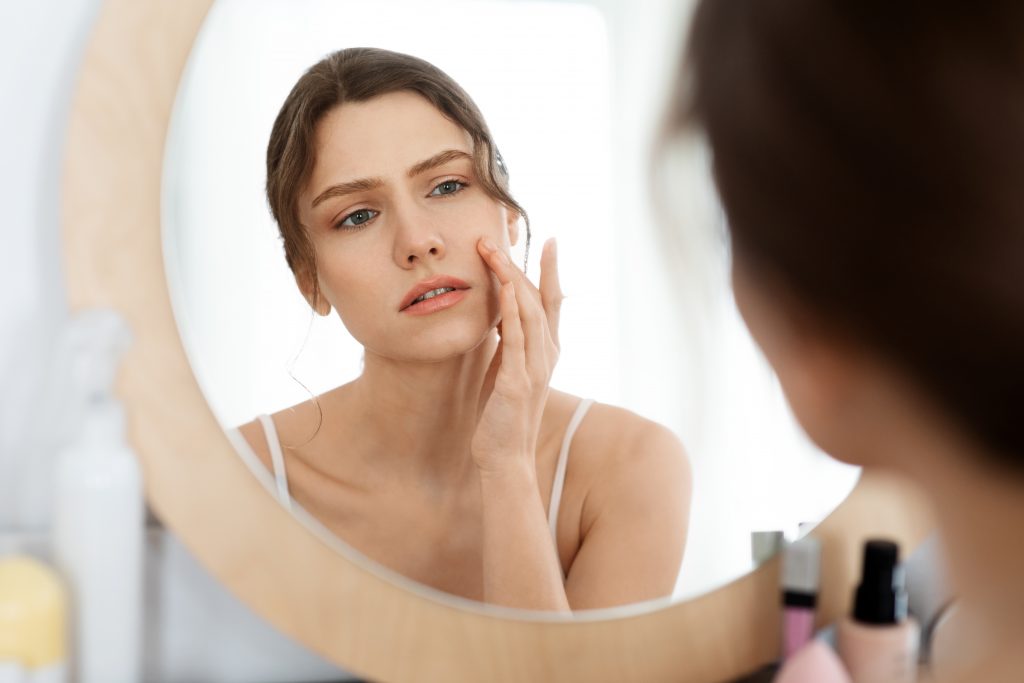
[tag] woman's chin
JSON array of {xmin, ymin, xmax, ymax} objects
[{"xmin": 377, "ymin": 322, "xmax": 497, "ymax": 364}]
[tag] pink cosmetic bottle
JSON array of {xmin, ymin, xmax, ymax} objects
[
  {"xmin": 837, "ymin": 540, "xmax": 919, "ymax": 683},
  {"xmin": 781, "ymin": 536, "xmax": 821, "ymax": 659}
]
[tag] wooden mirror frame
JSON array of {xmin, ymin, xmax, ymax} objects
[{"xmin": 61, "ymin": 1, "xmax": 935, "ymax": 680}]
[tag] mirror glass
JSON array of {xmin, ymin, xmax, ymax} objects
[{"xmin": 162, "ymin": 0, "xmax": 859, "ymax": 615}]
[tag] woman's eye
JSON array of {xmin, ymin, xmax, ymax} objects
[
  {"xmin": 338, "ymin": 208, "xmax": 378, "ymax": 229},
  {"xmin": 429, "ymin": 180, "xmax": 465, "ymax": 197}
]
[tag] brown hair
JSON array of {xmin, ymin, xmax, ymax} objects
[
  {"xmin": 677, "ymin": 1, "xmax": 1024, "ymax": 464},
  {"xmin": 266, "ymin": 47, "xmax": 531, "ymax": 308}
]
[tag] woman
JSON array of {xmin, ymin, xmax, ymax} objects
[
  {"xmin": 234, "ymin": 48, "xmax": 691, "ymax": 612},
  {"xmin": 677, "ymin": 0, "xmax": 1024, "ymax": 678}
]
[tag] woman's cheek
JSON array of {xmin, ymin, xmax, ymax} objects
[
  {"xmin": 484, "ymin": 273, "xmax": 503, "ymax": 327},
  {"xmin": 328, "ymin": 280, "xmax": 377, "ymax": 335}
]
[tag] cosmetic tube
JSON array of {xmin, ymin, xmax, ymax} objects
[
  {"xmin": 837, "ymin": 540, "xmax": 919, "ymax": 683},
  {"xmin": 781, "ymin": 536, "xmax": 821, "ymax": 659}
]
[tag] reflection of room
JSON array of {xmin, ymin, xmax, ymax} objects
[
  {"xmin": 3, "ymin": 0, "xmax": 917, "ymax": 681},
  {"xmin": 161, "ymin": 0, "xmax": 859, "ymax": 605}
]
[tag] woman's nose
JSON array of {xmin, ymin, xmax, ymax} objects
[{"xmin": 393, "ymin": 209, "xmax": 446, "ymax": 267}]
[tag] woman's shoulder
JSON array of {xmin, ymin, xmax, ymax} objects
[
  {"xmin": 548, "ymin": 389, "xmax": 691, "ymax": 545},
  {"xmin": 232, "ymin": 395, "xmax": 328, "ymax": 468},
  {"xmin": 546, "ymin": 389, "xmax": 689, "ymax": 474}
]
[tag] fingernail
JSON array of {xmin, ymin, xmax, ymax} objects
[{"xmin": 481, "ymin": 238, "xmax": 498, "ymax": 252}]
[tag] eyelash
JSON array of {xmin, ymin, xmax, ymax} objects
[
  {"xmin": 428, "ymin": 178, "xmax": 467, "ymax": 198},
  {"xmin": 332, "ymin": 178, "xmax": 470, "ymax": 231}
]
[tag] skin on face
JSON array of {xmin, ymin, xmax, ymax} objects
[{"xmin": 296, "ymin": 90, "xmax": 519, "ymax": 363}]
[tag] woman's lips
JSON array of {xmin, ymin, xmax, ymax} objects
[
  {"xmin": 401, "ymin": 289, "xmax": 468, "ymax": 316},
  {"xmin": 399, "ymin": 275, "xmax": 471, "ymax": 311}
]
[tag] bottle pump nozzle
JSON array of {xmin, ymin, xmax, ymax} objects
[{"xmin": 64, "ymin": 309, "xmax": 133, "ymax": 442}]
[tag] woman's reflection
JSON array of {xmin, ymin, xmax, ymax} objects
[{"xmin": 229, "ymin": 48, "xmax": 691, "ymax": 611}]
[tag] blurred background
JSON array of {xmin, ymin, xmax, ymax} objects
[{"xmin": 0, "ymin": 0, "xmax": 857, "ymax": 680}]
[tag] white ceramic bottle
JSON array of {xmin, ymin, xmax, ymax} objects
[{"xmin": 51, "ymin": 310, "xmax": 143, "ymax": 683}]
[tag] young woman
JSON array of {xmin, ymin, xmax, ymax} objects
[
  {"xmin": 676, "ymin": 1, "xmax": 1024, "ymax": 678},
  {"xmin": 233, "ymin": 48, "xmax": 691, "ymax": 612}
]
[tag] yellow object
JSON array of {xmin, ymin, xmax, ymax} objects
[{"xmin": 0, "ymin": 555, "xmax": 66, "ymax": 668}]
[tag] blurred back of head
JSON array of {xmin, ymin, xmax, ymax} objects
[{"xmin": 674, "ymin": 0, "xmax": 1024, "ymax": 467}]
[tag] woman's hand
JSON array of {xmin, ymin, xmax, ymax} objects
[{"xmin": 471, "ymin": 237, "xmax": 563, "ymax": 478}]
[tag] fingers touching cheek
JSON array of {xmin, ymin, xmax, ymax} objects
[{"xmin": 477, "ymin": 237, "xmax": 516, "ymax": 285}]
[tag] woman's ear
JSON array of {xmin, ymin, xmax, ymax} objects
[{"xmin": 505, "ymin": 207, "xmax": 520, "ymax": 247}]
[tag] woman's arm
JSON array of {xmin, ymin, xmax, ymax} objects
[
  {"xmin": 479, "ymin": 462, "xmax": 570, "ymax": 611},
  {"xmin": 563, "ymin": 421, "xmax": 691, "ymax": 609},
  {"xmin": 473, "ymin": 237, "xmax": 570, "ymax": 611}
]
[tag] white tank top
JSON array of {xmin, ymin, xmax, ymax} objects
[{"xmin": 228, "ymin": 398, "xmax": 595, "ymax": 549}]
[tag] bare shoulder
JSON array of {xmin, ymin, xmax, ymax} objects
[
  {"xmin": 547, "ymin": 389, "xmax": 692, "ymax": 595},
  {"xmin": 547, "ymin": 389, "xmax": 690, "ymax": 480},
  {"xmin": 234, "ymin": 417, "xmax": 272, "ymax": 472},
  {"xmin": 232, "ymin": 396, "xmax": 326, "ymax": 469},
  {"xmin": 552, "ymin": 389, "xmax": 688, "ymax": 471},
  {"xmin": 550, "ymin": 391, "xmax": 692, "ymax": 605}
]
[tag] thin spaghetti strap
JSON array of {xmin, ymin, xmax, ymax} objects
[
  {"xmin": 548, "ymin": 398, "xmax": 595, "ymax": 548},
  {"xmin": 257, "ymin": 414, "xmax": 292, "ymax": 512}
]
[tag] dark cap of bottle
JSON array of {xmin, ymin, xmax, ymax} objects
[{"xmin": 853, "ymin": 539, "xmax": 909, "ymax": 625}]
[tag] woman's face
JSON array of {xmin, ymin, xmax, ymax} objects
[{"xmin": 296, "ymin": 91, "xmax": 517, "ymax": 362}]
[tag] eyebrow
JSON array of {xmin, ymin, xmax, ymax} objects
[
  {"xmin": 310, "ymin": 149, "xmax": 474, "ymax": 209},
  {"xmin": 310, "ymin": 177, "xmax": 384, "ymax": 208},
  {"xmin": 406, "ymin": 149, "xmax": 473, "ymax": 178}
]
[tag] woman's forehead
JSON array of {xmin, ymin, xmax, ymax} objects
[{"xmin": 310, "ymin": 91, "xmax": 475, "ymax": 185}]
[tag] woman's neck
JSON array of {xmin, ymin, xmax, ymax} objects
[
  {"xmin": 921, "ymin": 453, "xmax": 1024, "ymax": 639},
  {"xmin": 891, "ymin": 411, "xmax": 1024, "ymax": 652},
  {"xmin": 334, "ymin": 332, "xmax": 500, "ymax": 487}
]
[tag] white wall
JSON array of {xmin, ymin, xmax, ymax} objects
[{"xmin": 0, "ymin": 0, "xmax": 100, "ymax": 530}]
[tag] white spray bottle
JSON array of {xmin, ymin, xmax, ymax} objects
[{"xmin": 51, "ymin": 309, "xmax": 143, "ymax": 683}]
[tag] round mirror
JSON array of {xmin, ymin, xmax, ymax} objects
[
  {"xmin": 161, "ymin": 0, "xmax": 859, "ymax": 613},
  {"xmin": 64, "ymin": 0, "xmax": 936, "ymax": 679}
]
